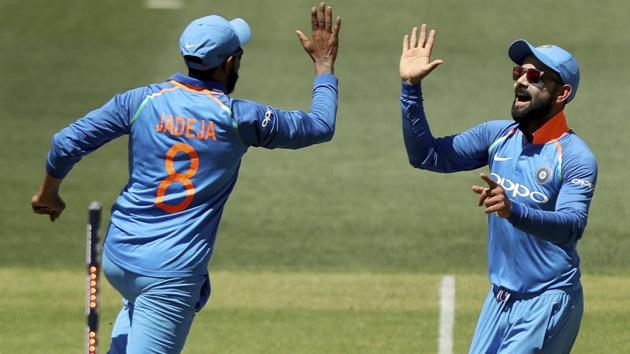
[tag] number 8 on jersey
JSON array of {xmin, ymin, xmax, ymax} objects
[{"xmin": 155, "ymin": 143, "xmax": 199, "ymax": 213}]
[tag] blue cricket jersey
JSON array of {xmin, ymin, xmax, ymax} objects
[
  {"xmin": 401, "ymin": 82, "xmax": 597, "ymax": 293},
  {"xmin": 47, "ymin": 73, "xmax": 338, "ymax": 277}
]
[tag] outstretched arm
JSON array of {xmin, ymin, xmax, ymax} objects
[
  {"xmin": 400, "ymin": 24, "xmax": 490, "ymax": 172},
  {"xmin": 235, "ymin": 3, "xmax": 341, "ymax": 149}
]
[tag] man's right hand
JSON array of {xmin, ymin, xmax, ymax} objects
[
  {"xmin": 296, "ymin": 2, "xmax": 342, "ymax": 75},
  {"xmin": 400, "ymin": 24, "xmax": 443, "ymax": 84},
  {"xmin": 32, "ymin": 174, "xmax": 65, "ymax": 222},
  {"xmin": 472, "ymin": 173, "xmax": 512, "ymax": 219}
]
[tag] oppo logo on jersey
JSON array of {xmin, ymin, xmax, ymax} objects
[
  {"xmin": 490, "ymin": 172, "xmax": 550, "ymax": 204},
  {"xmin": 571, "ymin": 178, "xmax": 594, "ymax": 191},
  {"xmin": 261, "ymin": 108, "xmax": 273, "ymax": 128}
]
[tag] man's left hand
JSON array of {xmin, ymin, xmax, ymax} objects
[{"xmin": 296, "ymin": 2, "xmax": 342, "ymax": 75}]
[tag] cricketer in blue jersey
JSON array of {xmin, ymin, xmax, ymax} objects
[
  {"xmin": 31, "ymin": 4, "xmax": 342, "ymax": 353},
  {"xmin": 399, "ymin": 25, "xmax": 597, "ymax": 353}
]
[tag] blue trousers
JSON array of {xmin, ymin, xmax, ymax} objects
[
  {"xmin": 102, "ymin": 253, "xmax": 210, "ymax": 354},
  {"xmin": 469, "ymin": 286, "xmax": 583, "ymax": 354}
]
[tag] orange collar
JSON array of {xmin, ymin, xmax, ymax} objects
[{"xmin": 531, "ymin": 111, "xmax": 570, "ymax": 144}]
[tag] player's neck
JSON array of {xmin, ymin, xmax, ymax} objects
[
  {"xmin": 519, "ymin": 105, "xmax": 564, "ymax": 142},
  {"xmin": 188, "ymin": 66, "xmax": 230, "ymax": 85}
]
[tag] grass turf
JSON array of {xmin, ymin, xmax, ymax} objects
[
  {"xmin": 1, "ymin": 0, "xmax": 629, "ymax": 352},
  {"xmin": 1, "ymin": 269, "xmax": 629, "ymax": 353}
]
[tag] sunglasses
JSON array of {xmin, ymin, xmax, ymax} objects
[{"xmin": 512, "ymin": 66, "xmax": 545, "ymax": 84}]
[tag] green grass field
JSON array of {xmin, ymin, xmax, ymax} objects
[
  {"xmin": 1, "ymin": 269, "xmax": 629, "ymax": 353},
  {"xmin": 1, "ymin": 0, "xmax": 629, "ymax": 352}
]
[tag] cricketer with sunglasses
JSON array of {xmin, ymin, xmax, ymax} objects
[
  {"xmin": 400, "ymin": 25, "xmax": 597, "ymax": 353},
  {"xmin": 32, "ymin": 4, "xmax": 341, "ymax": 353}
]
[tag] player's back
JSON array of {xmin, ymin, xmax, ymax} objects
[{"xmin": 106, "ymin": 78, "xmax": 247, "ymax": 277}]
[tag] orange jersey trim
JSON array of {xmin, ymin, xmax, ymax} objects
[
  {"xmin": 168, "ymin": 80, "xmax": 228, "ymax": 109},
  {"xmin": 152, "ymin": 86, "xmax": 180, "ymax": 98},
  {"xmin": 532, "ymin": 111, "xmax": 570, "ymax": 144}
]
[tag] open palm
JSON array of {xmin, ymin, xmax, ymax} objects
[
  {"xmin": 400, "ymin": 24, "xmax": 443, "ymax": 84},
  {"xmin": 296, "ymin": 2, "xmax": 341, "ymax": 75}
]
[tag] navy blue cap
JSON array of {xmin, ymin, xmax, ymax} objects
[
  {"xmin": 179, "ymin": 15, "xmax": 251, "ymax": 70},
  {"xmin": 508, "ymin": 39, "xmax": 580, "ymax": 103}
]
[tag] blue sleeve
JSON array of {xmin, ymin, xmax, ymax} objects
[
  {"xmin": 233, "ymin": 73, "xmax": 338, "ymax": 149},
  {"xmin": 401, "ymin": 82, "xmax": 500, "ymax": 172},
  {"xmin": 508, "ymin": 147, "xmax": 598, "ymax": 244},
  {"xmin": 46, "ymin": 87, "xmax": 149, "ymax": 179}
]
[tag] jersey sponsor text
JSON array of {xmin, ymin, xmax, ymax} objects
[{"xmin": 490, "ymin": 172, "xmax": 550, "ymax": 204}]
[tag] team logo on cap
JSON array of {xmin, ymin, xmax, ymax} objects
[{"xmin": 535, "ymin": 166, "xmax": 553, "ymax": 185}]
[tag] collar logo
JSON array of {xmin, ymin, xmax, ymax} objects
[{"xmin": 535, "ymin": 166, "xmax": 553, "ymax": 185}]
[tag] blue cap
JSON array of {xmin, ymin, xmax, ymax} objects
[
  {"xmin": 179, "ymin": 15, "xmax": 251, "ymax": 71},
  {"xmin": 508, "ymin": 39, "xmax": 580, "ymax": 103}
]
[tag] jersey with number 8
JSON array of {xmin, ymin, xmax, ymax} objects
[
  {"xmin": 46, "ymin": 73, "xmax": 338, "ymax": 278},
  {"xmin": 106, "ymin": 78, "xmax": 249, "ymax": 277}
]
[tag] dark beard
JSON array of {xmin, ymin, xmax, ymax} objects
[
  {"xmin": 226, "ymin": 70, "xmax": 239, "ymax": 94},
  {"xmin": 511, "ymin": 94, "xmax": 554, "ymax": 124}
]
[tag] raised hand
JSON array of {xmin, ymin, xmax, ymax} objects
[
  {"xmin": 296, "ymin": 2, "xmax": 342, "ymax": 75},
  {"xmin": 400, "ymin": 24, "xmax": 443, "ymax": 84},
  {"xmin": 472, "ymin": 173, "xmax": 512, "ymax": 219}
]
